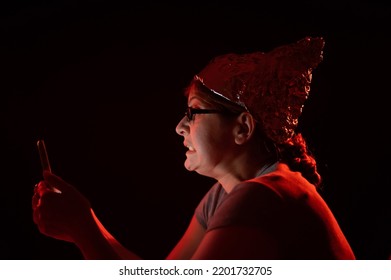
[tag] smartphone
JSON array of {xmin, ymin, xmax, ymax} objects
[
  {"xmin": 37, "ymin": 139, "xmax": 61, "ymax": 193},
  {"xmin": 37, "ymin": 139, "xmax": 52, "ymax": 173}
]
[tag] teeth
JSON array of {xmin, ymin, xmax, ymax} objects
[{"xmin": 187, "ymin": 145, "xmax": 194, "ymax": 151}]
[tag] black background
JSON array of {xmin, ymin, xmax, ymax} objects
[{"xmin": 2, "ymin": 1, "xmax": 390, "ymax": 260}]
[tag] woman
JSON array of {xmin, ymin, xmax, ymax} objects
[{"xmin": 32, "ymin": 36, "xmax": 355, "ymax": 259}]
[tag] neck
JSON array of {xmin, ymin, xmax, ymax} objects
[
  {"xmin": 215, "ymin": 133, "xmax": 278, "ymax": 193},
  {"xmin": 217, "ymin": 156, "xmax": 277, "ymax": 193}
]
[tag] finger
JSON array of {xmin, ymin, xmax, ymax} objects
[
  {"xmin": 36, "ymin": 216, "xmax": 55, "ymax": 236},
  {"xmin": 32, "ymin": 182, "xmax": 47, "ymax": 210},
  {"xmin": 33, "ymin": 207, "xmax": 40, "ymax": 225},
  {"xmin": 34, "ymin": 195, "xmax": 58, "ymax": 225},
  {"xmin": 32, "ymin": 192, "xmax": 40, "ymax": 210},
  {"xmin": 39, "ymin": 190, "xmax": 62, "ymax": 210},
  {"xmin": 43, "ymin": 171, "xmax": 71, "ymax": 194},
  {"xmin": 35, "ymin": 181, "xmax": 52, "ymax": 196},
  {"xmin": 33, "ymin": 191, "xmax": 59, "ymax": 224}
]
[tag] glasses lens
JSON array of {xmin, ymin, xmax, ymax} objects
[{"xmin": 185, "ymin": 107, "xmax": 192, "ymax": 121}]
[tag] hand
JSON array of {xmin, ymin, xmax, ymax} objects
[{"xmin": 32, "ymin": 171, "xmax": 92, "ymax": 243}]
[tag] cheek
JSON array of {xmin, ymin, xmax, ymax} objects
[{"xmin": 195, "ymin": 123, "xmax": 233, "ymax": 154}]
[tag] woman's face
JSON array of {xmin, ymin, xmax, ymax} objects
[{"xmin": 175, "ymin": 87, "xmax": 237, "ymax": 178}]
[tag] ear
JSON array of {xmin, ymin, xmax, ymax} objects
[{"xmin": 233, "ymin": 112, "xmax": 257, "ymax": 145}]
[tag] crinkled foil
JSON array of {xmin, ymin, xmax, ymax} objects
[{"xmin": 195, "ymin": 37, "xmax": 325, "ymax": 144}]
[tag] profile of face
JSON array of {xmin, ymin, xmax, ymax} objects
[{"xmin": 175, "ymin": 85, "xmax": 238, "ymax": 179}]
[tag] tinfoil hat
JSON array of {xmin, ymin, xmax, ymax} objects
[{"xmin": 194, "ymin": 36, "xmax": 325, "ymax": 144}]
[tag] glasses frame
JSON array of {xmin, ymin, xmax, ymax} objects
[{"xmin": 185, "ymin": 107, "xmax": 224, "ymax": 122}]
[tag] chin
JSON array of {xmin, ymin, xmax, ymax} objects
[
  {"xmin": 184, "ymin": 160, "xmax": 198, "ymax": 172},
  {"xmin": 184, "ymin": 161, "xmax": 193, "ymax": 171}
]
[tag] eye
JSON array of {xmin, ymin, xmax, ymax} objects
[
  {"xmin": 185, "ymin": 107, "xmax": 193, "ymax": 121},
  {"xmin": 185, "ymin": 105, "xmax": 202, "ymax": 121}
]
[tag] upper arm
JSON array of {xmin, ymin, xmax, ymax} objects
[
  {"xmin": 191, "ymin": 182, "xmax": 284, "ymax": 259},
  {"xmin": 166, "ymin": 214, "xmax": 206, "ymax": 260},
  {"xmin": 191, "ymin": 225, "xmax": 280, "ymax": 259}
]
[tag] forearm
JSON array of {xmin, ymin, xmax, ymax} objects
[
  {"xmin": 91, "ymin": 209, "xmax": 142, "ymax": 260},
  {"xmin": 73, "ymin": 209, "xmax": 142, "ymax": 260},
  {"xmin": 70, "ymin": 209, "xmax": 119, "ymax": 259}
]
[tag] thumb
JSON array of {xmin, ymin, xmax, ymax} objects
[{"xmin": 43, "ymin": 170, "xmax": 73, "ymax": 194}]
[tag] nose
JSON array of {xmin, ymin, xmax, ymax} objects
[{"xmin": 175, "ymin": 115, "xmax": 188, "ymax": 136}]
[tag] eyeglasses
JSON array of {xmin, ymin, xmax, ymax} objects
[{"xmin": 185, "ymin": 107, "xmax": 224, "ymax": 122}]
